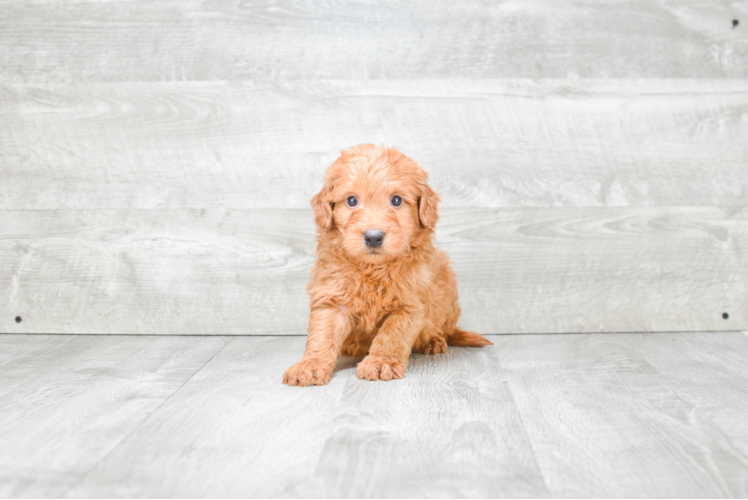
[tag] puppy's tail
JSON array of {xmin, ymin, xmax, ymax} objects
[{"xmin": 447, "ymin": 328, "xmax": 493, "ymax": 347}]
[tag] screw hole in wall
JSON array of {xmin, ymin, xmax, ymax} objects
[
  {"xmin": 722, "ymin": 312, "xmax": 729, "ymax": 320},
  {"xmin": 733, "ymin": 19, "xmax": 739, "ymax": 28},
  {"xmin": 15, "ymin": 316, "xmax": 22, "ymax": 323}
]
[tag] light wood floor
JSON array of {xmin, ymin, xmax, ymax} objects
[{"xmin": 2, "ymin": 332, "xmax": 748, "ymax": 498}]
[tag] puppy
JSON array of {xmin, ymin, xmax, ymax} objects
[{"xmin": 283, "ymin": 144, "xmax": 491, "ymax": 386}]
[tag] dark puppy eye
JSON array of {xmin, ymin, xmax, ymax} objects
[
  {"xmin": 391, "ymin": 195, "xmax": 402, "ymax": 207},
  {"xmin": 347, "ymin": 196, "xmax": 357, "ymax": 207}
]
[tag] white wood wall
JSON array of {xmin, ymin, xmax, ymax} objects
[{"xmin": 1, "ymin": 0, "xmax": 746, "ymax": 334}]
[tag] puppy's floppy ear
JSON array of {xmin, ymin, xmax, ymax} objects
[
  {"xmin": 418, "ymin": 183, "xmax": 440, "ymax": 229},
  {"xmin": 311, "ymin": 186, "xmax": 334, "ymax": 232}
]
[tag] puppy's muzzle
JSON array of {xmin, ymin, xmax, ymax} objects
[{"xmin": 364, "ymin": 229, "xmax": 385, "ymax": 248}]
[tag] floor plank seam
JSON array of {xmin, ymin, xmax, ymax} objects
[
  {"xmin": 59, "ymin": 336, "xmax": 236, "ymax": 497},
  {"xmin": 494, "ymin": 352, "xmax": 552, "ymax": 497}
]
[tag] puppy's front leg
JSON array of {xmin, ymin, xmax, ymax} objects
[
  {"xmin": 283, "ymin": 307, "xmax": 352, "ymax": 387},
  {"xmin": 357, "ymin": 307, "xmax": 424, "ymax": 381}
]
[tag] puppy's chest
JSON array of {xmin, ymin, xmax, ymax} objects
[{"xmin": 344, "ymin": 275, "xmax": 406, "ymax": 333}]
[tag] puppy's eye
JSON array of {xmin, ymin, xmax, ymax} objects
[
  {"xmin": 391, "ymin": 195, "xmax": 402, "ymax": 207},
  {"xmin": 346, "ymin": 196, "xmax": 358, "ymax": 207}
]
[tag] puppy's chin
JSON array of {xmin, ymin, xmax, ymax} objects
[
  {"xmin": 344, "ymin": 245, "xmax": 402, "ymax": 265},
  {"xmin": 350, "ymin": 249, "xmax": 392, "ymax": 264},
  {"xmin": 361, "ymin": 250, "xmax": 391, "ymax": 264}
]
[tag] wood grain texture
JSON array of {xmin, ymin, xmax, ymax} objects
[
  {"xmin": 2, "ymin": 79, "xmax": 747, "ymax": 210},
  {"xmin": 63, "ymin": 337, "xmax": 550, "ymax": 498},
  {"xmin": 2, "ymin": 2, "xmax": 746, "ymax": 337},
  {"xmin": 1, "ymin": 0, "xmax": 746, "ymax": 83},
  {"xmin": 632, "ymin": 332, "xmax": 748, "ymax": 457},
  {"xmin": 495, "ymin": 332, "xmax": 748, "ymax": 497},
  {"xmin": 1, "ymin": 207, "xmax": 745, "ymax": 335},
  {"xmin": 2, "ymin": 333, "xmax": 746, "ymax": 497},
  {"xmin": 0, "ymin": 334, "xmax": 231, "ymax": 498},
  {"xmin": 291, "ymin": 344, "xmax": 549, "ymax": 498},
  {"xmin": 1, "ymin": 208, "xmax": 314, "ymax": 335},
  {"xmin": 63, "ymin": 336, "xmax": 355, "ymax": 498}
]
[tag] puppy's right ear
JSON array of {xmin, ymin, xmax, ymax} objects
[{"xmin": 311, "ymin": 187, "xmax": 334, "ymax": 231}]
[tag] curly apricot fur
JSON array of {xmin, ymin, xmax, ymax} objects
[{"xmin": 283, "ymin": 145, "xmax": 491, "ymax": 386}]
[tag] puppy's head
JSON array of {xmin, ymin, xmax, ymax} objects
[{"xmin": 311, "ymin": 144, "xmax": 440, "ymax": 263}]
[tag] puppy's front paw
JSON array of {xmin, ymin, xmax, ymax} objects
[
  {"xmin": 283, "ymin": 359, "xmax": 333, "ymax": 387},
  {"xmin": 356, "ymin": 355, "xmax": 405, "ymax": 381}
]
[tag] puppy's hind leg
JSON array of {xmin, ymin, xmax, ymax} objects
[
  {"xmin": 442, "ymin": 302, "xmax": 492, "ymax": 347},
  {"xmin": 411, "ymin": 328, "xmax": 448, "ymax": 355},
  {"xmin": 284, "ymin": 307, "xmax": 353, "ymax": 387}
]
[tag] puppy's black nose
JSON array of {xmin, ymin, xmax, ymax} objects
[{"xmin": 364, "ymin": 229, "xmax": 385, "ymax": 248}]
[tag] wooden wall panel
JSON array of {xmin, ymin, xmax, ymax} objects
[
  {"xmin": 2, "ymin": 207, "xmax": 745, "ymax": 334},
  {"xmin": 1, "ymin": 0, "xmax": 746, "ymax": 83},
  {"xmin": 1, "ymin": 0, "xmax": 745, "ymax": 335},
  {"xmin": 2, "ymin": 80, "xmax": 747, "ymax": 211}
]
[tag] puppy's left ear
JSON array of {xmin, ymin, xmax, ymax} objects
[
  {"xmin": 418, "ymin": 183, "xmax": 440, "ymax": 230},
  {"xmin": 311, "ymin": 187, "xmax": 334, "ymax": 232}
]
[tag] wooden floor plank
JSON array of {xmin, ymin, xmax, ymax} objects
[
  {"xmin": 495, "ymin": 332, "xmax": 748, "ymax": 498},
  {"xmin": 291, "ymin": 345, "xmax": 549, "ymax": 498},
  {"xmin": 63, "ymin": 336, "xmax": 353, "ymax": 498},
  {"xmin": 629, "ymin": 333, "xmax": 748, "ymax": 457},
  {"xmin": 0, "ymin": 334, "xmax": 66, "ymax": 370},
  {"xmin": 2, "ymin": 80, "xmax": 747, "ymax": 210},
  {"xmin": 2, "ymin": 207, "xmax": 745, "ymax": 335},
  {"xmin": 0, "ymin": 334, "xmax": 231, "ymax": 498},
  {"xmin": 1, "ymin": 0, "xmax": 746, "ymax": 83}
]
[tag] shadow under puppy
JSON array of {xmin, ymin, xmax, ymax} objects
[{"xmin": 284, "ymin": 144, "xmax": 491, "ymax": 386}]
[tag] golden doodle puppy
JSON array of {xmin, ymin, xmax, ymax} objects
[{"xmin": 283, "ymin": 144, "xmax": 491, "ymax": 386}]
